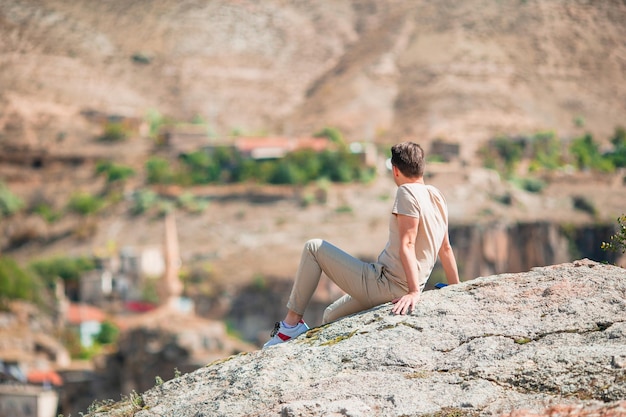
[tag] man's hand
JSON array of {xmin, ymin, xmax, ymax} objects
[{"xmin": 391, "ymin": 291, "xmax": 420, "ymax": 315}]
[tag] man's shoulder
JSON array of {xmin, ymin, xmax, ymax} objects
[{"xmin": 398, "ymin": 183, "xmax": 443, "ymax": 195}]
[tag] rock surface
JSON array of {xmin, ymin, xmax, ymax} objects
[{"xmin": 89, "ymin": 259, "xmax": 626, "ymax": 417}]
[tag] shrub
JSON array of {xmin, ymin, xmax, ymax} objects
[
  {"xmin": 96, "ymin": 161, "xmax": 135, "ymax": 183},
  {"xmin": 572, "ymin": 196, "xmax": 597, "ymax": 217},
  {"xmin": 99, "ymin": 121, "xmax": 129, "ymax": 142},
  {"xmin": 131, "ymin": 52, "xmax": 151, "ymax": 65},
  {"xmin": 130, "ymin": 189, "xmax": 159, "ymax": 215},
  {"xmin": 0, "ymin": 257, "xmax": 45, "ymax": 304},
  {"xmin": 0, "ymin": 182, "xmax": 24, "ymax": 218},
  {"xmin": 269, "ymin": 160, "xmax": 306, "ymax": 185},
  {"xmin": 179, "ymin": 151, "xmax": 220, "ymax": 184},
  {"xmin": 145, "ymin": 109, "xmax": 175, "ymax": 141},
  {"xmin": 314, "ymin": 126, "xmax": 345, "ymax": 145},
  {"xmin": 30, "ymin": 256, "xmax": 96, "ymax": 286},
  {"xmin": 512, "ymin": 177, "xmax": 546, "ymax": 193},
  {"xmin": 145, "ymin": 157, "xmax": 174, "ymax": 184},
  {"xmin": 574, "ymin": 115, "xmax": 586, "ymax": 128},
  {"xmin": 606, "ymin": 126, "xmax": 626, "ymax": 168},
  {"xmin": 68, "ymin": 192, "xmax": 103, "ymax": 215},
  {"xmin": 569, "ymin": 133, "xmax": 614, "ymax": 172},
  {"xmin": 95, "ymin": 320, "xmax": 120, "ymax": 345},
  {"xmin": 178, "ymin": 147, "xmax": 241, "ymax": 184},
  {"xmin": 601, "ymin": 214, "xmax": 626, "ymax": 254},
  {"xmin": 33, "ymin": 202, "xmax": 62, "ymax": 223},
  {"xmin": 479, "ymin": 136, "xmax": 523, "ymax": 177},
  {"xmin": 177, "ymin": 192, "xmax": 208, "ymax": 214},
  {"xmin": 529, "ymin": 131, "xmax": 563, "ymax": 171},
  {"xmin": 156, "ymin": 200, "xmax": 175, "ymax": 217}
]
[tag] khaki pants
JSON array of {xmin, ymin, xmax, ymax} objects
[{"xmin": 287, "ymin": 239, "xmax": 407, "ymax": 324}]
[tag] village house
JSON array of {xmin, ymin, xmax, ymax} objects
[{"xmin": 0, "ymin": 384, "xmax": 59, "ymax": 417}]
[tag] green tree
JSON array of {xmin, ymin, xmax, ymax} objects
[
  {"xmin": 269, "ymin": 160, "xmax": 305, "ymax": 185},
  {"xmin": 232, "ymin": 159, "xmax": 261, "ymax": 182},
  {"xmin": 179, "ymin": 151, "xmax": 219, "ymax": 184},
  {"xmin": 286, "ymin": 149, "xmax": 322, "ymax": 180},
  {"xmin": 95, "ymin": 320, "xmax": 119, "ymax": 345}
]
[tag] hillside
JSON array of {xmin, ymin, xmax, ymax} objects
[{"xmin": 1, "ymin": 0, "xmax": 625, "ymax": 154}]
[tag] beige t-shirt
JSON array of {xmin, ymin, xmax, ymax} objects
[{"xmin": 377, "ymin": 183, "xmax": 449, "ymax": 291}]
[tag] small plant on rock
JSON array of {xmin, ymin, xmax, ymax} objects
[{"xmin": 601, "ymin": 214, "xmax": 626, "ymax": 254}]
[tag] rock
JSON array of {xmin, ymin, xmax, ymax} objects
[{"xmin": 88, "ymin": 260, "xmax": 626, "ymax": 416}]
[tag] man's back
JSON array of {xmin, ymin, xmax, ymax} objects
[{"xmin": 378, "ymin": 183, "xmax": 449, "ymax": 290}]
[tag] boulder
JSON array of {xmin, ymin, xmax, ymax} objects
[{"xmin": 91, "ymin": 259, "xmax": 626, "ymax": 417}]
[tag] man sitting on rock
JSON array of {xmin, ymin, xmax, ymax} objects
[{"xmin": 264, "ymin": 141, "xmax": 460, "ymax": 348}]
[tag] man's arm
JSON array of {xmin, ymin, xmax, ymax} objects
[
  {"xmin": 438, "ymin": 232, "xmax": 460, "ymax": 285},
  {"xmin": 391, "ymin": 213, "xmax": 421, "ymax": 315}
]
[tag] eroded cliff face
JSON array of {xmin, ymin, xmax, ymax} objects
[
  {"xmin": 87, "ymin": 259, "xmax": 626, "ymax": 417},
  {"xmin": 449, "ymin": 222, "xmax": 622, "ymax": 280}
]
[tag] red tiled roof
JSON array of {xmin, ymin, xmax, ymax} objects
[
  {"xmin": 66, "ymin": 303, "xmax": 107, "ymax": 325},
  {"xmin": 27, "ymin": 369, "xmax": 63, "ymax": 386},
  {"xmin": 234, "ymin": 137, "xmax": 330, "ymax": 153}
]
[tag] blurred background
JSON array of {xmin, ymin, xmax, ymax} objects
[{"xmin": 0, "ymin": 1, "xmax": 625, "ymax": 416}]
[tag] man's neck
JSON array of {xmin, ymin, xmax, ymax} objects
[{"xmin": 398, "ymin": 176, "xmax": 424, "ymax": 186}]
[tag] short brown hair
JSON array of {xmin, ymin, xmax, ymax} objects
[{"xmin": 391, "ymin": 142, "xmax": 425, "ymax": 178}]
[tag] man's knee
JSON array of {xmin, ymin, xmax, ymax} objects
[
  {"xmin": 322, "ymin": 307, "xmax": 335, "ymax": 325},
  {"xmin": 304, "ymin": 238, "xmax": 324, "ymax": 253},
  {"xmin": 322, "ymin": 303, "xmax": 345, "ymax": 325}
]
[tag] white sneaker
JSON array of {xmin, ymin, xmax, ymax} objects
[{"xmin": 263, "ymin": 320, "xmax": 310, "ymax": 348}]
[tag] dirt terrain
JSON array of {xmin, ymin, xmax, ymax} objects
[{"xmin": 1, "ymin": 0, "xmax": 625, "ymax": 149}]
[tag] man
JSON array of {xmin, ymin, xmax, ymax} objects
[{"xmin": 264, "ymin": 142, "xmax": 460, "ymax": 348}]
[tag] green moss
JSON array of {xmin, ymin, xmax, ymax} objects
[
  {"xmin": 205, "ymin": 352, "xmax": 248, "ymax": 368},
  {"xmin": 85, "ymin": 391, "xmax": 145, "ymax": 417},
  {"xmin": 320, "ymin": 330, "xmax": 358, "ymax": 346},
  {"xmin": 423, "ymin": 407, "xmax": 480, "ymax": 417},
  {"xmin": 405, "ymin": 370, "xmax": 430, "ymax": 379}
]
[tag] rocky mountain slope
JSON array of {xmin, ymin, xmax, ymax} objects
[
  {"xmin": 1, "ymin": 0, "xmax": 625, "ymax": 155},
  {"xmin": 85, "ymin": 259, "xmax": 626, "ymax": 417}
]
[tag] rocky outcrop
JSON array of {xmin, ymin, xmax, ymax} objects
[{"xmin": 88, "ymin": 259, "xmax": 626, "ymax": 417}]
